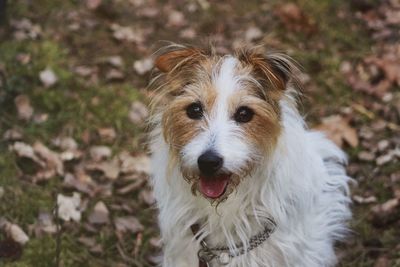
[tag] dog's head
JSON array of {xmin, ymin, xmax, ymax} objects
[{"xmin": 150, "ymin": 45, "xmax": 297, "ymax": 202}]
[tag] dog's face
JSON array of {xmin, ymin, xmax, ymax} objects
[{"xmin": 151, "ymin": 46, "xmax": 293, "ymax": 202}]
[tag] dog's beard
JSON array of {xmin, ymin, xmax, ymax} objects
[{"xmin": 180, "ymin": 160, "xmax": 257, "ymax": 204}]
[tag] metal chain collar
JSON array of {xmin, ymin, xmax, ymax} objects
[{"xmin": 193, "ymin": 218, "xmax": 277, "ymax": 266}]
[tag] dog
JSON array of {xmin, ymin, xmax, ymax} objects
[{"xmin": 148, "ymin": 44, "xmax": 352, "ymax": 267}]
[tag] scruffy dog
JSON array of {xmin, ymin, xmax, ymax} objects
[{"xmin": 148, "ymin": 44, "xmax": 352, "ymax": 267}]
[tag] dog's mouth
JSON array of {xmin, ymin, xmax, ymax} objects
[{"xmin": 199, "ymin": 173, "xmax": 231, "ymax": 199}]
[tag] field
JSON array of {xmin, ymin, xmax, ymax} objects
[{"xmin": 0, "ymin": 0, "xmax": 399, "ymax": 266}]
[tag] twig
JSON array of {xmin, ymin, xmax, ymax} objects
[{"xmin": 54, "ymin": 191, "xmax": 61, "ymax": 267}]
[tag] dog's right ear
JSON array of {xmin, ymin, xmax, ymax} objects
[{"xmin": 155, "ymin": 47, "xmax": 205, "ymax": 73}]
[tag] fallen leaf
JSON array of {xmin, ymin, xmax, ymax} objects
[
  {"xmin": 3, "ymin": 128, "xmax": 23, "ymax": 141},
  {"xmin": 14, "ymin": 95, "xmax": 33, "ymax": 120},
  {"xmin": 16, "ymin": 53, "xmax": 31, "ymax": 65},
  {"xmin": 98, "ymin": 127, "xmax": 116, "ymax": 142},
  {"xmin": 315, "ymin": 115, "xmax": 359, "ymax": 148},
  {"xmin": 33, "ymin": 211, "xmax": 57, "ymax": 235},
  {"xmin": 88, "ymin": 201, "xmax": 109, "ymax": 225},
  {"xmin": 63, "ymin": 172, "xmax": 96, "ymax": 196},
  {"xmin": 3, "ymin": 223, "xmax": 30, "ymax": 245},
  {"xmin": 244, "ymin": 26, "xmax": 263, "ymax": 42},
  {"xmin": 11, "ymin": 18, "xmax": 42, "ymax": 40},
  {"xmin": 374, "ymin": 255, "xmax": 390, "ymax": 267},
  {"xmin": 179, "ymin": 27, "xmax": 196, "ymax": 39},
  {"xmin": 86, "ymin": 158, "xmax": 120, "ymax": 180},
  {"xmin": 90, "ymin": 146, "xmax": 112, "ymax": 162},
  {"xmin": 10, "ymin": 142, "xmax": 45, "ymax": 167},
  {"xmin": 117, "ymin": 179, "xmax": 144, "ymax": 195},
  {"xmin": 74, "ymin": 66, "xmax": 95, "ymax": 77},
  {"xmin": 275, "ymin": 3, "xmax": 316, "ymax": 34},
  {"xmin": 140, "ymin": 189, "xmax": 155, "ymax": 205},
  {"xmin": 33, "ymin": 142, "xmax": 64, "ymax": 175},
  {"xmin": 114, "ymin": 216, "xmax": 143, "ymax": 233},
  {"xmin": 107, "ymin": 56, "xmax": 124, "ymax": 68},
  {"xmin": 358, "ymin": 151, "xmax": 375, "ymax": 161},
  {"xmin": 57, "ymin": 193, "xmax": 82, "ymax": 222},
  {"xmin": 119, "ymin": 152, "xmax": 150, "ymax": 175},
  {"xmin": 167, "ymin": 10, "xmax": 186, "ymax": 27},
  {"xmin": 129, "ymin": 101, "xmax": 149, "ymax": 125},
  {"xmin": 106, "ymin": 69, "xmax": 124, "ymax": 81},
  {"xmin": 133, "ymin": 57, "xmax": 153, "ymax": 75},
  {"xmin": 39, "ymin": 68, "xmax": 58, "ymax": 87},
  {"xmin": 86, "ymin": 0, "xmax": 102, "ymax": 10},
  {"xmin": 371, "ymin": 198, "xmax": 399, "ymax": 214},
  {"xmin": 353, "ymin": 195, "xmax": 377, "ymax": 204},
  {"xmin": 111, "ymin": 24, "xmax": 144, "ymax": 43},
  {"xmin": 52, "ymin": 136, "xmax": 78, "ymax": 151}
]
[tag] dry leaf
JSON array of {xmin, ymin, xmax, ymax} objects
[
  {"xmin": 74, "ymin": 66, "xmax": 95, "ymax": 77},
  {"xmin": 98, "ymin": 127, "xmax": 116, "ymax": 142},
  {"xmin": 371, "ymin": 198, "xmax": 399, "ymax": 214},
  {"xmin": 245, "ymin": 26, "xmax": 263, "ymax": 42},
  {"xmin": 275, "ymin": 3, "xmax": 316, "ymax": 34},
  {"xmin": 129, "ymin": 101, "xmax": 149, "ymax": 125},
  {"xmin": 106, "ymin": 69, "xmax": 124, "ymax": 81},
  {"xmin": 140, "ymin": 189, "xmax": 155, "ymax": 205},
  {"xmin": 111, "ymin": 24, "xmax": 144, "ymax": 43},
  {"xmin": 86, "ymin": 0, "xmax": 102, "ymax": 10},
  {"xmin": 374, "ymin": 255, "xmax": 390, "ymax": 267},
  {"xmin": 52, "ymin": 136, "xmax": 78, "ymax": 151},
  {"xmin": 90, "ymin": 146, "xmax": 112, "ymax": 162},
  {"xmin": 14, "ymin": 95, "xmax": 33, "ymax": 120},
  {"xmin": 63, "ymin": 172, "xmax": 96, "ymax": 196},
  {"xmin": 88, "ymin": 201, "xmax": 109, "ymax": 225},
  {"xmin": 86, "ymin": 158, "xmax": 120, "ymax": 180},
  {"xmin": 168, "ymin": 10, "xmax": 186, "ymax": 27},
  {"xmin": 3, "ymin": 223, "xmax": 29, "ymax": 245},
  {"xmin": 3, "ymin": 128, "xmax": 23, "ymax": 141},
  {"xmin": 119, "ymin": 152, "xmax": 150, "ymax": 175},
  {"xmin": 114, "ymin": 216, "xmax": 143, "ymax": 233},
  {"xmin": 57, "ymin": 193, "xmax": 82, "ymax": 222},
  {"xmin": 34, "ymin": 212, "xmax": 57, "ymax": 235},
  {"xmin": 315, "ymin": 115, "xmax": 359, "ymax": 148},
  {"xmin": 10, "ymin": 142, "xmax": 45, "ymax": 167},
  {"xmin": 107, "ymin": 56, "xmax": 124, "ymax": 68},
  {"xmin": 39, "ymin": 68, "xmax": 58, "ymax": 87},
  {"xmin": 133, "ymin": 57, "xmax": 153, "ymax": 75},
  {"xmin": 353, "ymin": 195, "xmax": 377, "ymax": 204},
  {"xmin": 33, "ymin": 142, "xmax": 64, "ymax": 175},
  {"xmin": 179, "ymin": 28, "xmax": 196, "ymax": 39}
]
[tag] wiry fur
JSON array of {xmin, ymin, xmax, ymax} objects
[{"xmin": 148, "ymin": 45, "xmax": 352, "ymax": 267}]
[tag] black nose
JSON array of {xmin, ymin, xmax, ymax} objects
[{"xmin": 198, "ymin": 150, "xmax": 223, "ymax": 176}]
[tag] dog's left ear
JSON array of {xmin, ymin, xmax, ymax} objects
[
  {"xmin": 155, "ymin": 46, "xmax": 205, "ymax": 73},
  {"xmin": 238, "ymin": 49, "xmax": 294, "ymax": 91}
]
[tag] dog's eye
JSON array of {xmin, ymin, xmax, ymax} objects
[
  {"xmin": 186, "ymin": 102, "xmax": 203, "ymax": 120},
  {"xmin": 234, "ymin": 106, "xmax": 254, "ymax": 123}
]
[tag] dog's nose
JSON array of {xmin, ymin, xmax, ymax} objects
[{"xmin": 198, "ymin": 150, "xmax": 223, "ymax": 176}]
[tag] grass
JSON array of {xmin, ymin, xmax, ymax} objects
[{"xmin": 0, "ymin": 0, "xmax": 398, "ymax": 266}]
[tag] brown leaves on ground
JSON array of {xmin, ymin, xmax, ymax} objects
[
  {"xmin": 275, "ymin": 3, "xmax": 316, "ymax": 34},
  {"xmin": 14, "ymin": 95, "xmax": 33, "ymax": 121},
  {"xmin": 315, "ymin": 115, "xmax": 359, "ymax": 148}
]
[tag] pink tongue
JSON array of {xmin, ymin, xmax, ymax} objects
[{"xmin": 199, "ymin": 175, "xmax": 229, "ymax": 199}]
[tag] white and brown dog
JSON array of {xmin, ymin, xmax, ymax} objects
[{"xmin": 148, "ymin": 44, "xmax": 352, "ymax": 267}]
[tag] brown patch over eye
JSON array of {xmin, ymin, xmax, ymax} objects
[{"xmin": 162, "ymin": 97, "xmax": 202, "ymax": 152}]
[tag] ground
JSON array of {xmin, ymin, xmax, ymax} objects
[{"xmin": 0, "ymin": 0, "xmax": 399, "ymax": 266}]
